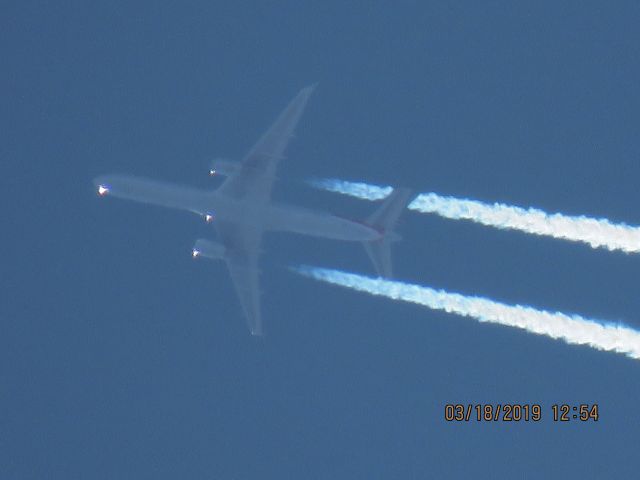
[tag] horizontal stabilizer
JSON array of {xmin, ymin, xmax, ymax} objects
[
  {"xmin": 363, "ymin": 187, "xmax": 413, "ymax": 278},
  {"xmin": 366, "ymin": 187, "xmax": 413, "ymax": 234}
]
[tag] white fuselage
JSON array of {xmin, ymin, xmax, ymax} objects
[{"xmin": 94, "ymin": 174, "xmax": 381, "ymax": 242}]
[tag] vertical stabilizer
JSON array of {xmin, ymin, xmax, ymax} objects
[{"xmin": 363, "ymin": 188, "xmax": 413, "ymax": 277}]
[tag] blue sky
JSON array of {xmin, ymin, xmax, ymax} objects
[{"xmin": 3, "ymin": 1, "xmax": 640, "ymax": 477}]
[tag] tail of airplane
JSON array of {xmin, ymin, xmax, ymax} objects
[{"xmin": 363, "ymin": 187, "xmax": 413, "ymax": 278}]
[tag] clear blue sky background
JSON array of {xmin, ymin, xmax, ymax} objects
[{"xmin": 3, "ymin": 1, "xmax": 640, "ymax": 478}]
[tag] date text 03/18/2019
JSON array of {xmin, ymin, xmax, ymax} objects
[{"xmin": 444, "ymin": 404, "xmax": 599, "ymax": 422}]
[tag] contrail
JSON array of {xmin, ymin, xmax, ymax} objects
[
  {"xmin": 307, "ymin": 178, "xmax": 640, "ymax": 254},
  {"xmin": 307, "ymin": 178, "xmax": 393, "ymax": 201},
  {"xmin": 292, "ymin": 265, "xmax": 640, "ymax": 360}
]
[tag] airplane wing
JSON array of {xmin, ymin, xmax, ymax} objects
[
  {"xmin": 215, "ymin": 219, "xmax": 264, "ymax": 335},
  {"xmin": 212, "ymin": 86, "xmax": 315, "ymax": 334},
  {"xmin": 217, "ymin": 84, "xmax": 316, "ymax": 203}
]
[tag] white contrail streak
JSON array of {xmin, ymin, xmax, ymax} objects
[
  {"xmin": 307, "ymin": 178, "xmax": 393, "ymax": 200},
  {"xmin": 307, "ymin": 178, "xmax": 640, "ymax": 254},
  {"xmin": 293, "ymin": 265, "xmax": 640, "ymax": 360}
]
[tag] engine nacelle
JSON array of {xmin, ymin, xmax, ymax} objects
[
  {"xmin": 192, "ymin": 238, "xmax": 226, "ymax": 260},
  {"xmin": 209, "ymin": 158, "xmax": 239, "ymax": 177}
]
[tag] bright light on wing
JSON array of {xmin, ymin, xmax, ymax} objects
[{"xmin": 97, "ymin": 185, "xmax": 110, "ymax": 196}]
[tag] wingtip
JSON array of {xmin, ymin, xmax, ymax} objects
[
  {"xmin": 377, "ymin": 266, "xmax": 393, "ymax": 279},
  {"xmin": 392, "ymin": 186, "xmax": 413, "ymax": 197},
  {"xmin": 302, "ymin": 82, "xmax": 319, "ymax": 94},
  {"xmin": 389, "ymin": 186, "xmax": 415, "ymax": 206}
]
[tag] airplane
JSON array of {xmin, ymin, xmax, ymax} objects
[{"xmin": 94, "ymin": 85, "xmax": 412, "ymax": 335}]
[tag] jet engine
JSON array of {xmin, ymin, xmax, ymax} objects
[
  {"xmin": 192, "ymin": 238, "xmax": 226, "ymax": 260},
  {"xmin": 209, "ymin": 158, "xmax": 239, "ymax": 177}
]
